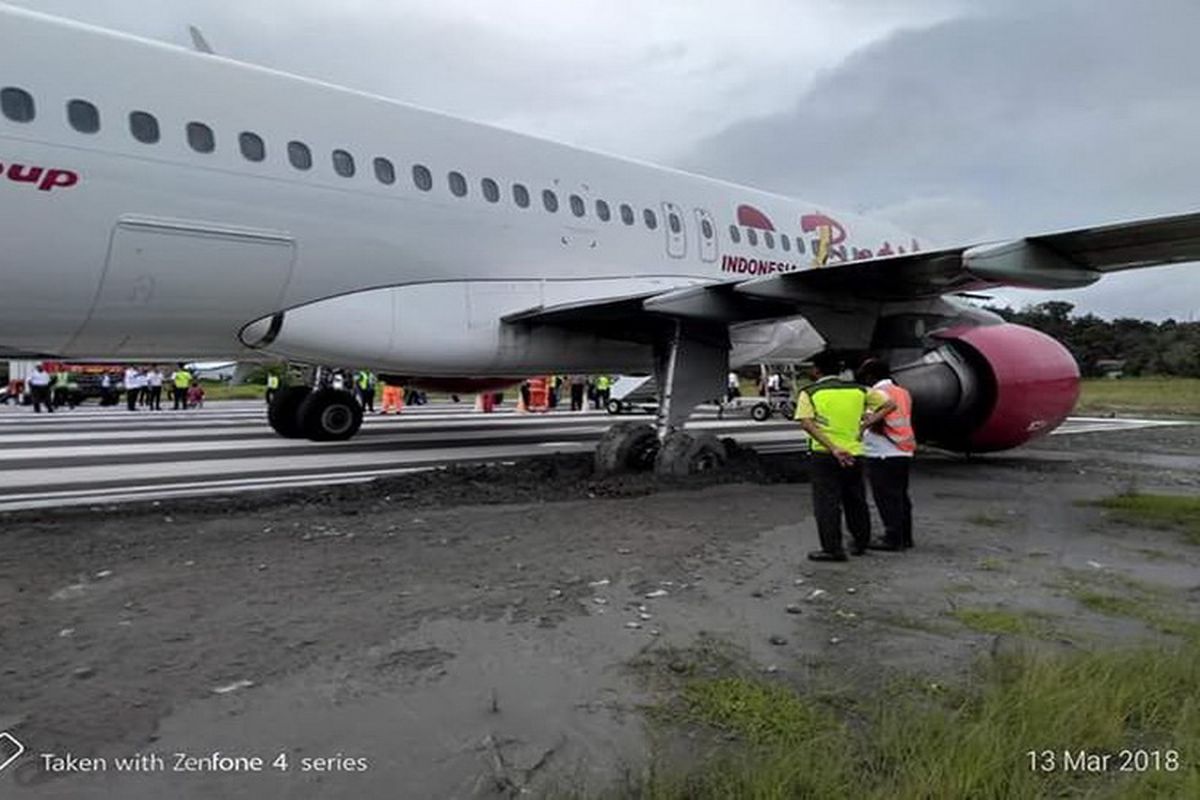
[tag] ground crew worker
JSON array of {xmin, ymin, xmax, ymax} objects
[
  {"xmin": 265, "ymin": 372, "xmax": 281, "ymax": 405},
  {"xmin": 28, "ymin": 364, "xmax": 53, "ymax": 413},
  {"xmin": 794, "ymin": 351, "xmax": 893, "ymax": 562},
  {"xmin": 52, "ymin": 367, "xmax": 72, "ymax": 409},
  {"xmin": 858, "ymin": 359, "xmax": 916, "ymax": 550},
  {"xmin": 171, "ymin": 364, "xmax": 192, "ymax": 410},
  {"xmin": 380, "ymin": 380, "xmax": 403, "ymax": 414},
  {"xmin": 569, "ymin": 375, "xmax": 586, "ymax": 411},
  {"xmin": 355, "ymin": 370, "xmax": 376, "ymax": 412},
  {"xmin": 595, "ymin": 374, "xmax": 612, "ymax": 409}
]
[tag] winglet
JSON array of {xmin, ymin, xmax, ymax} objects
[{"xmin": 188, "ymin": 25, "xmax": 214, "ymax": 54}]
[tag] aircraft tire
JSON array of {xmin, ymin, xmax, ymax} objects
[
  {"xmin": 654, "ymin": 431, "xmax": 727, "ymax": 477},
  {"xmin": 594, "ymin": 421, "xmax": 659, "ymax": 474},
  {"xmin": 298, "ymin": 389, "xmax": 363, "ymax": 442},
  {"xmin": 268, "ymin": 386, "xmax": 311, "ymax": 439}
]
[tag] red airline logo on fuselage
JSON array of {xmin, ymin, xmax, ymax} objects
[{"xmin": 0, "ymin": 160, "xmax": 79, "ymax": 192}]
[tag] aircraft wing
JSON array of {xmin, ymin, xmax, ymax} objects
[{"xmin": 505, "ymin": 210, "xmax": 1200, "ymax": 334}]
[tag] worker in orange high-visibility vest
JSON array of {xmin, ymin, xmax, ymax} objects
[
  {"xmin": 380, "ymin": 380, "xmax": 404, "ymax": 414},
  {"xmin": 528, "ymin": 376, "xmax": 548, "ymax": 411},
  {"xmin": 857, "ymin": 359, "xmax": 916, "ymax": 551}
]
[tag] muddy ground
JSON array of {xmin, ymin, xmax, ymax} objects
[{"xmin": 1, "ymin": 425, "xmax": 1198, "ymax": 798}]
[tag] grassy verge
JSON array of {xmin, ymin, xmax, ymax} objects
[
  {"xmin": 1093, "ymin": 492, "xmax": 1200, "ymax": 545},
  {"xmin": 1076, "ymin": 377, "xmax": 1200, "ymax": 417},
  {"xmin": 949, "ymin": 607, "xmax": 1057, "ymax": 638},
  {"xmin": 631, "ymin": 640, "xmax": 1200, "ymax": 799}
]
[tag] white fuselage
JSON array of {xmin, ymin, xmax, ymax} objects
[{"xmin": 0, "ymin": 4, "xmax": 917, "ymax": 375}]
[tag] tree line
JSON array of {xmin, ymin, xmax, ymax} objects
[{"xmin": 984, "ymin": 301, "xmax": 1200, "ymax": 377}]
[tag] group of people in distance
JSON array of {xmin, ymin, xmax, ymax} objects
[{"xmin": 120, "ymin": 364, "xmax": 202, "ymax": 411}]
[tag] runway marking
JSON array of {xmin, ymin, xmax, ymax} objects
[{"xmin": 0, "ymin": 400, "xmax": 1193, "ymax": 512}]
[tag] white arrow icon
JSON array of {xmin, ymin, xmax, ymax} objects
[{"xmin": 0, "ymin": 732, "xmax": 25, "ymax": 773}]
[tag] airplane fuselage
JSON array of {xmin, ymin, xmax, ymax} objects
[{"xmin": 0, "ymin": 4, "xmax": 916, "ymax": 374}]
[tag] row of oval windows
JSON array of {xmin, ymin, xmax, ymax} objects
[
  {"xmin": 1, "ymin": 87, "xmax": 681, "ymax": 230},
  {"xmin": 3, "ymin": 86, "xmax": 803, "ymax": 252},
  {"xmin": 729, "ymin": 226, "xmax": 807, "ymax": 254}
]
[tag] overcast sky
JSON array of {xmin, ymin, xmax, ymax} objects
[{"xmin": 16, "ymin": 0, "xmax": 1200, "ymax": 320}]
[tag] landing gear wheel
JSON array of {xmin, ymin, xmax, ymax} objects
[
  {"xmin": 750, "ymin": 402, "xmax": 771, "ymax": 422},
  {"xmin": 298, "ymin": 389, "xmax": 363, "ymax": 442},
  {"xmin": 267, "ymin": 386, "xmax": 311, "ymax": 439},
  {"xmin": 594, "ymin": 421, "xmax": 659, "ymax": 474},
  {"xmin": 654, "ymin": 431, "xmax": 727, "ymax": 477},
  {"xmin": 605, "ymin": 398, "xmax": 624, "ymax": 415}
]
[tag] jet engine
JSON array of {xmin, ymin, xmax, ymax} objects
[{"xmin": 893, "ymin": 323, "xmax": 1079, "ymax": 453}]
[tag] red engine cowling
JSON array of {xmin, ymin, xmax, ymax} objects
[{"xmin": 894, "ymin": 323, "xmax": 1079, "ymax": 453}]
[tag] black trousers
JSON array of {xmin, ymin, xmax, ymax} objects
[
  {"xmin": 31, "ymin": 386, "xmax": 54, "ymax": 413},
  {"xmin": 173, "ymin": 387, "xmax": 187, "ymax": 410},
  {"xmin": 810, "ymin": 453, "xmax": 870, "ymax": 555},
  {"xmin": 867, "ymin": 457, "xmax": 913, "ymax": 547},
  {"xmin": 570, "ymin": 384, "xmax": 584, "ymax": 411},
  {"xmin": 148, "ymin": 386, "xmax": 162, "ymax": 410},
  {"xmin": 127, "ymin": 389, "xmax": 138, "ymax": 411}
]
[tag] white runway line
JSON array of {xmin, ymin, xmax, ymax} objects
[{"xmin": 0, "ymin": 402, "xmax": 1193, "ymax": 512}]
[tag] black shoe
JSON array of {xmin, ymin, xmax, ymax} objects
[
  {"xmin": 807, "ymin": 550, "xmax": 848, "ymax": 562},
  {"xmin": 866, "ymin": 540, "xmax": 903, "ymax": 552},
  {"xmin": 850, "ymin": 545, "xmax": 869, "ymax": 556}
]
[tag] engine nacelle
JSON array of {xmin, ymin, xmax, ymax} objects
[{"xmin": 894, "ymin": 323, "xmax": 1079, "ymax": 453}]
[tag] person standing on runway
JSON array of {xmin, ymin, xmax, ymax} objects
[
  {"xmin": 145, "ymin": 366, "xmax": 164, "ymax": 411},
  {"xmin": 124, "ymin": 365, "xmax": 141, "ymax": 411},
  {"xmin": 265, "ymin": 372, "xmax": 281, "ymax": 405},
  {"xmin": 27, "ymin": 364, "xmax": 54, "ymax": 413},
  {"xmin": 857, "ymin": 358, "xmax": 916, "ymax": 550},
  {"xmin": 570, "ymin": 375, "xmax": 586, "ymax": 412},
  {"xmin": 794, "ymin": 351, "xmax": 892, "ymax": 562},
  {"xmin": 171, "ymin": 364, "xmax": 192, "ymax": 410}
]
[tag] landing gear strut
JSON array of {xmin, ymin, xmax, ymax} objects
[{"xmin": 595, "ymin": 320, "xmax": 731, "ymax": 476}]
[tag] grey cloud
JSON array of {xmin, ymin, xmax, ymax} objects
[{"xmin": 682, "ymin": 0, "xmax": 1200, "ymax": 318}]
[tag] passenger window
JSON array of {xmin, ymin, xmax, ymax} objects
[
  {"xmin": 643, "ymin": 208, "xmax": 658, "ymax": 230},
  {"xmin": 701, "ymin": 219, "xmax": 714, "ymax": 240},
  {"xmin": 67, "ymin": 99, "xmax": 100, "ymax": 134},
  {"xmin": 781, "ymin": 234, "xmax": 790, "ymax": 252},
  {"xmin": 448, "ymin": 171, "xmax": 468, "ymax": 197},
  {"xmin": 619, "ymin": 204, "xmax": 634, "ymax": 225},
  {"xmin": 794, "ymin": 235, "xmax": 806, "ymax": 253},
  {"xmin": 412, "ymin": 164, "xmax": 433, "ymax": 191},
  {"xmin": 374, "ymin": 157, "xmax": 396, "ymax": 184},
  {"xmin": 542, "ymin": 189, "xmax": 559, "ymax": 213},
  {"xmin": 668, "ymin": 213, "xmax": 681, "ymax": 234},
  {"xmin": 764, "ymin": 231, "xmax": 774, "ymax": 249},
  {"xmin": 596, "ymin": 200, "xmax": 611, "ymax": 222},
  {"xmin": 239, "ymin": 131, "xmax": 266, "ymax": 162},
  {"xmin": 482, "ymin": 178, "xmax": 500, "ymax": 202},
  {"xmin": 129, "ymin": 111, "xmax": 160, "ymax": 144},
  {"xmin": 569, "ymin": 194, "xmax": 585, "ymax": 217},
  {"xmin": 729, "ymin": 225, "xmax": 741, "ymax": 244},
  {"xmin": 332, "ymin": 149, "xmax": 355, "ymax": 177},
  {"xmin": 288, "ymin": 141, "xmax": 312, "ymax": 170},
  {"xmin": 1, "ymin": 87, "xmax": 35, "ymax": 122},
  {"xmin": 512, "ymin": 183, "xmax": 530, "ymax": 208},
  {"xmin": 747, "ymin": 228, "xmax": 758, "ymax": 246},
  {"xmin": 186, "ymin": 122, "xmax": 215, "ymax": 153}
]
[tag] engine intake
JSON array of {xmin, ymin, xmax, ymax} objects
[{"xmin": 894, "ymin": 323, "xmax": 1080, "ymax": 453}]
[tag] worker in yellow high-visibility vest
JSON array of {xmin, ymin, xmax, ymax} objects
[{"xmin": 794, "ymin": 351, "xmax": 893, "ymax": 562}]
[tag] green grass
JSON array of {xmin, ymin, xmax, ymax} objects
[
  {"xmin": 197, "ymin": 381, "xmax": 268, "ymax": 401},
  {"xmin": 950, "ymin": 607, "xmax": 1056, "ymax": 638},
  {"xmin": 1076, "ymin": 377, "xmax": 1200, "ymax": 417},
  {"xmin": 965, "ymin": 512, "xmax": 1008, "ymax": 528},
  {"xmin": 629, "ymin": 641, "xmax": 1200, "ymax": 799},
  {"xmin": 1071, "ymin": 589, "xmax": 1200, "ymax": 640},
  {"xmin": 1094, "ymin": 492, "xmax": 1200, "ymax": 545}
]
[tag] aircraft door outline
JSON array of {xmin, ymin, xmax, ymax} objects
[
  {"xmin": 662, "ymin": 201, "xmax": 686, "ymax": 259},
  {"xmin": 693, "ymin": 208, "xmax": 717, "ymax": 263}
]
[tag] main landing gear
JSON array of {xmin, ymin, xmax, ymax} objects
[
  {"xmin": 595, "ymin": 320, "xmax": 731, "ymax": 476},
  {"xmin": 267, "ymin": 371, "xmax": 363, "ymax": 442}
]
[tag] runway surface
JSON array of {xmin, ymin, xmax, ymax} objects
[{"xmin": 0, "ymin": 400, "xmax": 1191, "ymax": 512}]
